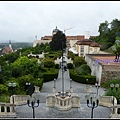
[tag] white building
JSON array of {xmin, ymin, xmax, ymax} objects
[{"xmin": 33, "ymin": 40, "xmax": 52, "ymax": 47}]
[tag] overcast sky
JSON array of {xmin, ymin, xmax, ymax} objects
[{"xmin": 0, "ymin": 1, "xmax": 120, "ymax": 43}]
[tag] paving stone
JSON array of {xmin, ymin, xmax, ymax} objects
[{"xmin": 15, "ymin": 69, "xmax": 112, "ymax": 119}]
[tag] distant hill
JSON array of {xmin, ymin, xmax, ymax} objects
[{"xmin": 0, "ymin": 42, "xmax": 33, "ymax": 49}]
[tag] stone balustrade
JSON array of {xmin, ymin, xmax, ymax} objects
[
  {"xmin": 99, "ymin": 96, "xmax": 117, "ymax": 107},
  {"xmin": 99, "ymin": 96, "xmax": 119, "ymax": 118},
  {"xmin": 71, "ymin": 94, "xmax": 80, "ymax": 107},
  {"xmin": 46, "ymin": 92, "xmax": 80, "ymax": 110},
  {"xmin": 54, "ymin": 57, "xmax": 73, "ymax": 64},
  {"xmin": 109, "ymin": 105, "xmax": 120, "ymax": 118},
  {"xmin": 54, "ymin": 95, "xmax": 72, "ymax": 110},
  {"xmin": 10, "ymin": 95, "xmax": 30, "ymax": 105},
  {"xmin": 0, "ymin": 95, "xmax": 30, "ymax": 118},
  {"xmin": 0, "ymin": 103, "xmax": 17, "ymax": 118}
]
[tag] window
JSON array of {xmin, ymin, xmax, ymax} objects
[
  {"xmin": 94, "ymin": 48, "xmax": 97, "ymax": 52},
  {"xmin": 80, "ymin": 46, "xmax": 84, "ymax": 56}
]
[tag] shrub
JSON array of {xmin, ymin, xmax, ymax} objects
[
  {"xmin": 73, "ymin": 56, "xmax": 87, "ymax": 67},
  {"xmin": 69, "ymin": 69, "xmax": 96, "ymax": 85},
  {"xmin": 43, "ymin": 73, "xmax": 58, "ymax": 82},
  {"xmin": 67, "ymin": 63, "xmax": 74, "ymax": 69},
  {"xmin": 76, "ymin": 64, "xmax": 91, "ymax": 75},
  {"xmin": 43, "ymin": 58, "xmax": 55, "ymax": 68},
  {"xmin": 55, "ymin": 64, "xmax": 59, "ymax": 69}
]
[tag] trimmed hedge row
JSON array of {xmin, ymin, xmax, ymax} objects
[
  {"xmin": 43, "ymin": 73, "xmax": 58, "ymax": 82},
  {"xmin": 69, "ymin": 69, "xmax": 96, "ymax": 85}
]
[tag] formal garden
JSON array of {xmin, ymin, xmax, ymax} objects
[{"xmin": 0, "ymin": 25, "xmax": 120, "ymax": 106}]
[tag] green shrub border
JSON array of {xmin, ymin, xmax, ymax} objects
[
  {"xmin": 69, "ymin": 69, "xmax": 96, "ymax": 85},
  {"xmin": 43, "ymin": 73, "xmax": 58, "ymax": 82}
]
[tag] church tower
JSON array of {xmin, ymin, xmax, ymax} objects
[
  {"xmin": 9, "ymin": 40, "xmax": 13, "ymax": 52},
  {"xmin": 52, "ymin": 26, "xmax": 59, "ymax": 36}
]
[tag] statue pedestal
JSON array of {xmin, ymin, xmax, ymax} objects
[{"xmin": 46, "ymin": 92, "xmax": 80, "ymax": 110}]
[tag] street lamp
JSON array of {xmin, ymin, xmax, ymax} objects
[
  {"xmin": 26, "ymin": 82, "xmax": 31, "ymax": 95},
  {"xmin": 27, "ymin": 96, "xmax": 39, "ymax": 118},
  {"xmin": 26, "ymin": 82, "xmax": 35, "ymax": 96},
  {"xmin": 85, "ymin": 92, "xmax": 99, "ymax": 118},
  {"xmin": 38, "ymin": 78, "xmax": 40, "ymax": 86},
  {"xmin": 61, "ymin": 38, "xmax": 65, "ymax": 96},
  {"xmin": 86, "ymin": 79, "xmax": 88, "ymax": 83},
  {"xmin": 8, "ymin": 82, "xmax": 17, "ymax": 104},
  {"xmin": 110, "ymin": 83, "xmax": 119, "ymax": 92},
  {"xmin": 95, "ymin": 82, "xmax": 100, "ymax": 95},
  {"xmin": 26, "ymin": 82, "xmax": 31, "ymax": 86},
  {"xmin": 110, "ymin": 83, "xmax": 119, "ymax": 114}
]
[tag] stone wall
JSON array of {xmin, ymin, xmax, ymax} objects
[
  {"xmin": 85, "ymin": 54, "xmax": 120, "ymax": 85},
  {"xmin": 101, "ymin": 65, "xmax": 120, "ymax": 83}
]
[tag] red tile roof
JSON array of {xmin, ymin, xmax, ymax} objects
[
  {"xmin": 90, "ymin": 41, "xmax": 100, "ymax": 47},
  {"xmin": 41, "ymin": 35, "xmax": 97, "ymax": 41},
  {"xmin": 41, "ymin": 36, "xmax": 52, "ymax": 40},
  {"xmin": 2, "ymin": 46, "xmax": 13, "ymax": 54}
]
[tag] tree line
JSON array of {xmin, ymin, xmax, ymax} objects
[{"xmin": 91, "ymin": 18, "xmax": 120, "ymax": 61}]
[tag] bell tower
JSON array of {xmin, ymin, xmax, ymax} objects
[{"xmin": 9, "ymin": 40, "xmax": 13, "ymax": 52}]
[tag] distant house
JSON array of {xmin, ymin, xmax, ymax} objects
[
  {"xmin": 75, "ymin": 38, "xmax": 100, "ymax": 57},
  {"xmin": 1, "ymin": 40, "xmax": 13, "ymax": 55}
]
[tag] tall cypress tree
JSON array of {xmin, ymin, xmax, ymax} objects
[{"xmin": 50, "ymin": 30, "xmax": 66, "ymax": 51}]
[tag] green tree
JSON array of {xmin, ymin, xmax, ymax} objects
[
  {"xmin": 0, "ymin": 84, "xmax": 8, "ymax": 94},
  {"xmin": 11, "ymin": 66, "xmax": 23, "ymax": 78},
  {"xmin": 43, "ymin": 58, "xmax": 55, "ymax": 69},
  {"xmin": 110, "ymin": 18, "xmax": 120, "ymax": 30},
  {"xmin": 76, "ymin": 64, "xmax": 91, "ymax": 75},
  {"xmin": 68, "ymin": 51, "xmax": 75, "ymax": 60},
  {"xmin": 50, "ymin": 30, "xmax": 66, "ymax": 51},
  {"xmin": 98, "ymin": 20, "xmax": 110, "ymax": 35},
  {"xmin": 18, "ymin": 74, "xmax": 34, "ymax": 91},
  {"xmin": 111, "ymin": 38, "xmax": 120, "ymax": 62},
  {"xmin": 11, "ymin": 56, "xmax": 39, "ymax": 77},
  {"xmin": 73, "ymin": 56, "xmax": 87, "ymax": 67}
]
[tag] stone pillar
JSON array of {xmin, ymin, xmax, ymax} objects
[
  {"xmin": 4, "ymin": 106, "xmax": 7, "ymax": 113},
  {"xmin": 59, "ymin": 99, "xmax": 60, "ymax": 106},
  {"xmin": 10, "ymin": 106, "xmax": 14, "ymax": 113},
  {"xmin": 113, "ymin": 96, "xmax": 118, "ymax": 114},
  {"xmin": 86, "ymin": 85, "xmax": 91, "ymax": 93},
  {"xmin": 62, "ymin": 100, "xmax": 64, "ymax": 106},
  {"xmin": 53, "ymin": 87, "xmax": 56, "ymax": 93},
  {"xmin": 34, "ymin": 86, "xmax": 40, "ymax": 92}
]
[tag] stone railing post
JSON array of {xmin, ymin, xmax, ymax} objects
[
  {"xmin": 0, "ymin": 103, "xmax": 17, "ymax": 118},
  {"xmin": 86, "ymin": 85, "xmax": 91, "ymax": 93}
]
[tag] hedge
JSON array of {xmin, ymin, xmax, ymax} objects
[
  {"xmin": 69, "ymin": 70, "xmax": 96, "ymax": 85},
  {"xmin": 43, "ymin": 73, "xmax": 58, "ymax": 82}
]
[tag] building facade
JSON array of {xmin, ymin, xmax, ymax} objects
[
  {"xmin": 75, "ymin": 39, "xmax": 100, "ymax": 57},
  {"xmin": 33, "ymin": 27, "xmax": 97, "ymax": 49}
]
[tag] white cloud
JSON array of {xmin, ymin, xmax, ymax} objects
[{"xmin": 0, "ymin": 1, "xmax": 120, "ymax": 42}]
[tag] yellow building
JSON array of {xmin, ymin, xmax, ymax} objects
[{"xmin": 75, "ymin": 39, "xmax": 100, "ymax": 57}]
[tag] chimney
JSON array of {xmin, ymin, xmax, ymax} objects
[{"xmin": 84, "ymin": 31, "xmax": 90, "ymax": 39}]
